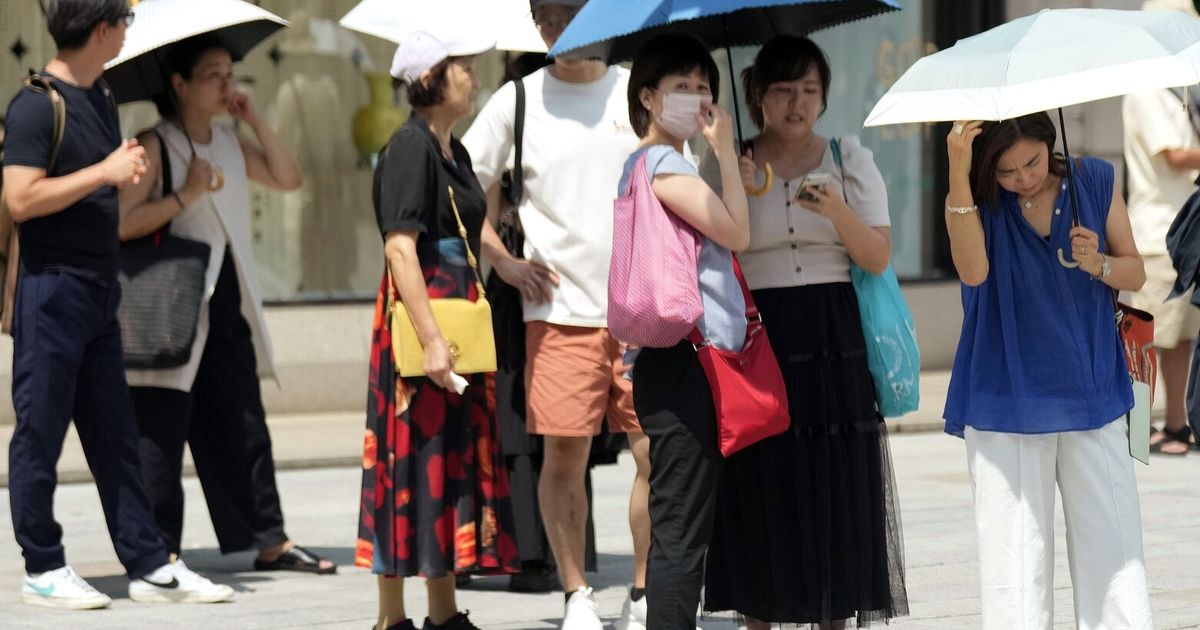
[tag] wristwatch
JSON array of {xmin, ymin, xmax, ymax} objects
[{"xmin": 1097, "ymin": 255, "xmax": 1112, "ymax": 280}]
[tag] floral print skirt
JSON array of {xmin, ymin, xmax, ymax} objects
[{"xmin": 356, "ymin": 249, "xmax": 519, "ymax": 577}]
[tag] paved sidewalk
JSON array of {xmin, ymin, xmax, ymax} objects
[{"xmin": 1, "ymin": 426, "xmax": 1199, "ymax": 629}]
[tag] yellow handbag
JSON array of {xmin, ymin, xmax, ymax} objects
[{"xmin": 388, "ymin": 186, "xmax": 497, "ymax": 377}]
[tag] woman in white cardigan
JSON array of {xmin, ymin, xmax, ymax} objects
[{"xmin": 117, "ymin": 34, "xmax": 332, "ymax": 574}]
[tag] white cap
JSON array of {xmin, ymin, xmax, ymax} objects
[{"xmin": 389, "ymin": 26, "xmax": 495, "ymax": 83}]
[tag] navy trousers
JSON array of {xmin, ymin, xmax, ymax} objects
[{"xmin": 8, "ymin": 270, "xmax": 168, "ymax": 578}]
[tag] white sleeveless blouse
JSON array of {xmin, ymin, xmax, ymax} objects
[{"xmin": 125, "ymin": 119, "xmax": 276, "ymax": 390}]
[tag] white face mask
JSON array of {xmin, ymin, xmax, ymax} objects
[{"xmin": 657, "ymin": 92, "xmax": 712, "ymax": 140}]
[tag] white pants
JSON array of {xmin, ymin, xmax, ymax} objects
[{"xmin": 966, "ymin": 419, "xmax": 1153, "ymax": 630}]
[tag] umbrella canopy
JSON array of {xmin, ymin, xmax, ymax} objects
[
  {"xmin": 547, "ymin": 0, "xmax": 901, "ymax": 62},
  {"xmin": 339, "ymin": 0, "xmax": 546, "ymax": 53},
  {"xmin": 864, "ymin": 8, "xmax": 1200, "ymax": 126},
  {"xmin": 105, "ymin": 0, "xmax": 288, "ymax": 104}
]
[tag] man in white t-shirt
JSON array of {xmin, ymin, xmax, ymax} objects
[
  {"xmin": 1122, "ymin": 0, "xmax": 1200, "ymax": 456},
  {"xmin": 464, "ymin": 2, "xmax": 649, "ymax": 628}
]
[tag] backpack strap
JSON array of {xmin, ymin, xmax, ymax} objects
[
  {"xmin": 511, "ymin": 78, "xmax": 525, "ymax": 203},
  {"xmin": 23, "ymin": 71, "xmax": 66, "ymax": 174}
]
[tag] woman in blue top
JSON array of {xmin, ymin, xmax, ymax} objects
[
  {"xmin": 944, "ymin": 114, "xmax": 1153, "ymax": 629},
  {"xmin": 621, "ymin": 33, "xmax": 749, "ymax": 628}
]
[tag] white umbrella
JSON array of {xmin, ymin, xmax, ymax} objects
[
  {"xmin": 105, "ymin": 0, "xmax": 289, "ymax": 104},
  {"xmin": 339, "ymin": 0, "xmax": 546, "ymax": 53},
  {"xmin": 864, "ymin": 8, "xmax": 1200, "ymax": 127}
]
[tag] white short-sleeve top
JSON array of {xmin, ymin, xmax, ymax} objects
[{"xmin": 701, "ymin": 134, "xmax": 890, "ymax": 290}]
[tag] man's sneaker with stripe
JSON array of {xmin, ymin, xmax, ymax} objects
[
  {"xmin": 128, "ymin": 559, "xmax": 234, "ymax": 603},
  {"xmin": 22, "ymin": 565, "xmax": 112, "ymax": 609}
]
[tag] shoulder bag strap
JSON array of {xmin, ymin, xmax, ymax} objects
[
  {"xmin": 447, "ymin": 185, "xmax": 487, "ymax": 300},
  {"xmin": 829, "ymin": 136, "xmax": 848, "ymax": 203},
  {"xmin": 153, "ymin": 129, "xmax": 174, "ymax": 197}
]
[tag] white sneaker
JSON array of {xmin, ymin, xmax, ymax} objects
[
  {"xmin": 615, "ymin": 588, "xmax": 648, "ymax": 630},
  {"xmin": 562, "ymin": 586, "xmax": 603, "ymax": 630},
  {"xmin": 22, "ymin": 566, "xmax": 112, "ymax": 609},
  {"xmin": 128, "ymin": 559, "xmax": 234, "ymax": 603}
]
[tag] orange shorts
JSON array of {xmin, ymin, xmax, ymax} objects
[{"xmin": 524, "ymin": 321, "xmax": 640, "ymax": 437}]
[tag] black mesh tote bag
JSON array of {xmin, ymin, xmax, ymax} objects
[{"xmin": 117, "ymin": 130, "xmax": 211, "ymax": 368}]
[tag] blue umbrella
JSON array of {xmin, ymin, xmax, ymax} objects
[
  {"xmin": 547, "ymin": 0, "xmax": 902, "ymax": 62},
  {"xmin": 547, "ymin": 0, "xmax": 901, "ymax": 139}
]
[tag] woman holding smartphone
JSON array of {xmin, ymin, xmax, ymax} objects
[{"xmin": 699, "ymin": 36, "xmax": 909, "ymax": 628}]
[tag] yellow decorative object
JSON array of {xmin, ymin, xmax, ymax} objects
[
  {"xmin": 745, "ymin": 162, "xmax": 774, "ymax": 196},
  {"xmin": 208, "ymin": 166, "xmax": 225, "ymax": 192},
  {"xmin": 352, "ymin": 72, "xmax": 407, "ymax": 159}
]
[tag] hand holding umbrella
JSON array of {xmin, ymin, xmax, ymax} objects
[{"xmin": 1069, "ymin": 225, "xmax": 1104, "ymax": 277}]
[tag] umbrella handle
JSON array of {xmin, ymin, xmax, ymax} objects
[{"xmin": 1057, "ymin": 248, "xmax": 1080, "ymax": 269}]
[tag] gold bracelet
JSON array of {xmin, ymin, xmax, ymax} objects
[{"xmin": 946, "ymin": 204, "xmax": 978, "ymax": 214}]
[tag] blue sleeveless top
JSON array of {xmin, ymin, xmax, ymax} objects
[{"xmin": 943, "ymin": 157, "xmax": 1133, "ymax": 437}]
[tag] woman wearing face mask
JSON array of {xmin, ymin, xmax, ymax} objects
[
  {"xmin": 117, "ymin": 34, "xmax": 333, "ymax": 577},
  {"xmin": 699, "ymin": 36, "xmax": 908, "ymax": 628},
  {"xmin": 620, "ymin": 33, "xmax": 749, "ymax": 628}
]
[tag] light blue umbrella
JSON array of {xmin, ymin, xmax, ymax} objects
[
  {"xmin": 547, "ymin": 0, "xmax": 901, "ymax": 62},
  {"xmin": 547, "ymin": 0, "xmax": 901, "ymax": 139}
]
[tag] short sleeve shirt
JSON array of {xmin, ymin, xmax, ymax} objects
[
  {"xmin": 373, "ymin": 116, "xmax": 486, "ymax": 266},
  {"xmin": 462, "ymin": 66, "xmax": 639, "ymax": 327},
  {"xmin": 618, "ymin": 145, "xmax": 746, "ymax": 351},
  {"xmin": 1122, "ymin": 89, "xmax": 1200, "ymax": 255},
  {"xmin": 2, "ymin": 74, "xmax": 122, "ymax": 281},
  {"xmin": 700, "ymin": 135, "xmax": 890, "ymax": 289}
]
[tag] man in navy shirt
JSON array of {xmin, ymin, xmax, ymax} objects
[{"xmin": 3, "ymin": 0, "xmax": 233, "ymax": 609}]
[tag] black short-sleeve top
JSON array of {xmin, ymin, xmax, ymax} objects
[
  {"xmin": 3, "ymin": 74, "xmax": 122, "ymax": 282},
  {"xmin": 372, "ymin": 115, "xmax": 486, "ymax": 268}
]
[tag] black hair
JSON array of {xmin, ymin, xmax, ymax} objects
[
  {"xmin": 742, "ymin": 36, "xmax": 831, "ymax": 129},
  {"xmin": 627, "ymin": 33, "xmax": 720, "ymax": 138},
  {"xmin": 151, "ymin": 35, "xmax": 231, "ymax": 118},
  {"xmin": 970, "ymin": 112, "xmax": 1068, "ymax": 210},
  {"xmin": 46, "ymin": 0, "xmax": 128, "ymax": 51},
  {"xmin": 399, "ymin": 58, "xmax": 456, "ymax": 108}
]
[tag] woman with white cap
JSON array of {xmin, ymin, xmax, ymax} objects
[{"xmin": 354, "ymin": 23, "xmax": 519, "ymax": 630}]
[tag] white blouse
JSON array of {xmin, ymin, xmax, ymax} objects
[
  {"xmin": 701, "ymin": 134, "xmax": 890, "ymax": 290},
  {"xmin": 125, "ymin": 120, "xmax": 276, "ymax": 391}
]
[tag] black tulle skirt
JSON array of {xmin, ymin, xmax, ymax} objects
[{"xmin": 703, "ymin": 282, "xmax": 908, "ymax": 626}]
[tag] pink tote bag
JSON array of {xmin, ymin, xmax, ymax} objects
[{"xmin": 608, "ymin": 152, "xmax": 703, "ymax": 348}]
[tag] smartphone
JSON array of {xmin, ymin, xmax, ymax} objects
[{"xmin": 795, "ymin": 172, "xmax": 832, "ymax": 202}]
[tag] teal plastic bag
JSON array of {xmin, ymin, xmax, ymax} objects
[
  {"xmin": 830, "ymin": 137, "xmax": 920, "ymax": 417},
  {"xmin": 849, "ymin": 264, "xmax": 920, "ymax": 417}
]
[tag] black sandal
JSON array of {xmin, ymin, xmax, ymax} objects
[
  {"xmin": 254, "ymin": 545, "xmax": 337, "ymax": 574},
  {"xmin": 1150, "ymin": 425, "xmax": 1192, "ymax": 456}
]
